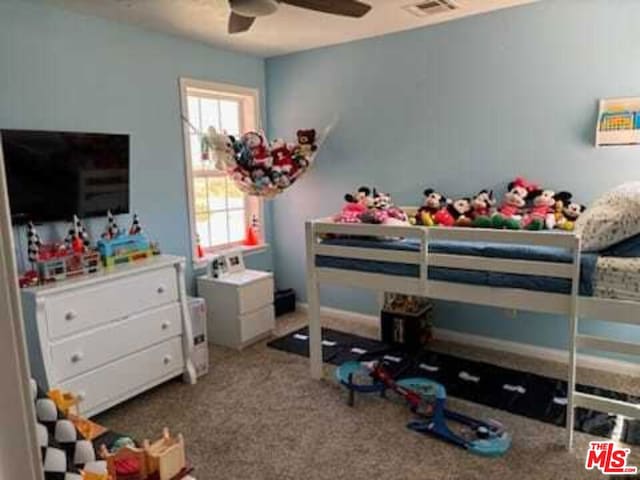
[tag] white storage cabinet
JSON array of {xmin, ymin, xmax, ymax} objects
[
  {"xmin": 21, "ymin": 255, "xmax": 196, "ymax": 417},
  {"xmin": 197, "ymin": 270, "xmax": 275, "ymax": 349}
]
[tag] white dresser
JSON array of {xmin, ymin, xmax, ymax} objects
[
  {"xmin": 197, "ymin": 270, "xmax": 275, "ymax": 349},
  {"xmin": 21, "ymin": 255, "xmax": 196, "ymax": 417}
]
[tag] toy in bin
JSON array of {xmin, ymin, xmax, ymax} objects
[
  {"xmin": 336, "ymin": 358, "xmax": 511, "ymax": 457},
  {"xmin": 100, "ymin": 428, "xmax": 187, "ymax": 480},
  {"xmin": 25, "ymin": 217, "xmax": 101, "ymax": 285},
  {"xmin": 98, "ymin": 211, "xmax": 156, "ymax": 267}
]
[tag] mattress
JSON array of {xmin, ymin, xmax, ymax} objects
[
  {"xmin": 316, "ymin": 237, "xmax": 599, "ymax": 296},
  {"xmin": 593, "ymin": 256, "xmax": 640, "ymax": 301}
]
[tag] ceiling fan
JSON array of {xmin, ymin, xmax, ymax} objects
[{"xmin": 227, "ymin": 0, "xmax": 372, "ymax": 34}]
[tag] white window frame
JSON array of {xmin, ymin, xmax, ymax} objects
[{"xmin": 178, "ymin": 77, "xmax": 265, "ymax": 264}]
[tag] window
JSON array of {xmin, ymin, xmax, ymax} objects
[{"xmin": 179, "ymin": 78, "xmax": 263, "ymax": 258}]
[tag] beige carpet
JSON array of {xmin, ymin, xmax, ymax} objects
[{"xmin": 96, "ymin": 311, "xmax": 640, "ymax": 480}]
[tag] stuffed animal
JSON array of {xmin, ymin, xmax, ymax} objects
[
  {"xmin": 521, "ymin": 189, "xmax": 565, "ymax": 230},
  {"xmin": 209, "ymin": 128, "xmax": 237, "ymax": 170},
  {"xmin": 555, "ymin": 193, "xmax": 586, "ymax": 231},
  {"xmin": 415, "ymin": 188, "xmax": 447, "ymax": 226},
  {"xmin": 489, "ymin": 177, "xmax": 538, "ymax": 229},
  {"xmin": 434, "ymin": 198, "xmax": 473, "ymax": 227},
  {"xmin": 359, "ymin": 189, "xmax": 408, "ymax": 225},
  {"xmin": 335, "ymin": 187, "xmax": 371, "ymax": 223},
  {"xmin": 470, "ymin": 190, "xmax": 496, "ymax": 219},
  {"xmin": 295, "ymin": 129, "xmax": 317, "ymax": 158},
  {"xmin": 242, "ymin": 131, "xmax": 271, "ymax": 168},
  {"xmin": 270, "ymin": 138, "xmax": 295, "ymax": 174},
  {"xmin": 345, "ymin": 186, "xmax": 372, "ymax": 207}
]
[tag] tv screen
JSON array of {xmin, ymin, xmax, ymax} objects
[{"xmin": 1, "ymin": 129, "xmax": 130, "ymax": 225}]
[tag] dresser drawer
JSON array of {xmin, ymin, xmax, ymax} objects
[
  {"xmin": 46, "ymin": 267, "xmax": 178, "ymax": 339},
  {"xmin": 237, "ymin": 275, "xmax": 273, "ymax": 314},
  {"xmin": 50, "ymin": 303, "xmax": 182, "ymax": 383},
  {"xmin": 58, "ymin": 337, "xmax": 183, "ymax": 416},
  {"xmin": 239, "ymin": 304, "xmax": 275, "ymax": 345}
]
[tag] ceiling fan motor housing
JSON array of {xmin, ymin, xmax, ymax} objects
[{"xmin": 230, "ymin": 0, "xmax": 278, "ymax": 17}]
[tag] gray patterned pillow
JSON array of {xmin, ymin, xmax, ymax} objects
[{"xmin": 575, "ymin": 182, "xmax": 640, "ymax": 252}]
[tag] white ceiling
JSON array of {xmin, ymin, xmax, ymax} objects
[{"xmin": 39, "ymin": 0, "xmax": 540, "ymax": 57}]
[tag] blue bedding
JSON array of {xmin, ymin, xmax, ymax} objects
[{"xmin": 316, "ymin": 237, "xmax": 599, "ymax": 296}]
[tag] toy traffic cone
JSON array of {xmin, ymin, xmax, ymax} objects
[
  {"xmin": 129, "ymin": 213, "xmax": 143, "ymax": 235},
  {"xmin": 196, "ymin": 233, "xmax": 205, "ymax": 258},
  {"xmin": 26, "ymin": 221, "xmax": 41, "ymax": 265},
  {"xmin": 244, "ymin": 214, "xmax": 260, "ymax": 247}
]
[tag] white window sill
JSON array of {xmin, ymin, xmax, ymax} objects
[{"xmin": 193, "ymin": 243, "xmax": 269, "ymax": 270}]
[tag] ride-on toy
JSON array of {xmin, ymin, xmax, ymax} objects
[{"xmin": 336, "ymin": 359, "xmax": 511, "ymax": 457}]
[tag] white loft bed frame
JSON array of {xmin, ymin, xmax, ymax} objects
[{"xmin": 304, "ymin": 215, "xmax": 640, "ymax": 450}]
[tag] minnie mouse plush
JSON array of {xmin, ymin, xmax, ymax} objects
[
  {"xmin": 415, "ymin": 188, "xmax": 447, "ymax": 226},
  {"xmin": 490, "ymin": 177, "xmax": 538, "ymax": 229},
  {"xmin": 335, "ymin": 186, "xmax": 372, "ymax": 224},
  {"xmin": 521, "ymin": 189, "xmax": 563, "ymax": 230}
]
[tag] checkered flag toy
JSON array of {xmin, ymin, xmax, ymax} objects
[
  {"xmin": 74, "ymin": 215, "xmax": 91, "ymax": 252},
  {"xmin": 102, "ymin": 210, "xmax": 119, "ymax": 240},
  {"xmin": 27, "ymin": 221, "xmax": 42, "ymax": 264},
  {"xmin": 129, "ymin": 213, "xmax": 143, "ymax": 235},
  {"xmin": 65, "ymin": 215, "xmax": 88, "ymax": 253}
]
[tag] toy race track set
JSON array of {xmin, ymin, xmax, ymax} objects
[{"xmin": 336, "ymin": 353, "xmax": 511, "ymax": 457}]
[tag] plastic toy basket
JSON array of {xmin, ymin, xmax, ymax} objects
[{"xmin": 37, "ymin": 250, "xmax": 101, "ymax": 282}]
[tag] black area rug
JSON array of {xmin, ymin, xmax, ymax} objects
[{"xmin": 268, "ymin": 327, "xmax": 640, "ymax": 445}]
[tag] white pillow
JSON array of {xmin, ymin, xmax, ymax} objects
[{"xmin": 575, "ymin": 182, "xmax": 640, "ymax": 252}]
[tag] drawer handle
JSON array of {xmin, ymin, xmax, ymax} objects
[
  {"xmin": 161, "ymin": 321, "xmax": 171, "ymax": 330},
  {"xmin": 65, "ymin": 311, "xmax": 77, "ymax": 321},
  {"xmin": 157, "ymin": 285, "xmax": 166, "ymax": 294},
  {"xmin": 163, "ymin": 355, "xmax": 172, "ymax": 365},
  {"xmin": 70, "ymin": 352, "xmax": 84, "ymax": 363}
]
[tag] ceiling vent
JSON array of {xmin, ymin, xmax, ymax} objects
[{"xmin": 404, "ymin": 0, "xmax": 459, "ymax": 17}]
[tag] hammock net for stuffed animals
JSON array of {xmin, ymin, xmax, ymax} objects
[{"xmin": 189, "ymin": 121, "xmax": 326, "ymax": 198}]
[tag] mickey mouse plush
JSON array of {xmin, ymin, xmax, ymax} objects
[
  {"xmin": 470, "ymin": 190, "xmax": 496, "ymax": 219},
  {"xmin": 434, "ymin": 198, "xmax": 473, "ymax": 227},
  {"xmin": 415, "ymin": 188, "xmax": 447, "ymax": 226},
  {"xmin": 521, "ymin": 189, "xmax": 563, "ymax": 230},
  {"xmin": 555, "ymin": 192, "xmax": 586, "ymax": 231}
]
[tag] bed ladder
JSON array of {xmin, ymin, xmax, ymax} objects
[{"xmin": 567, "ymin": 304, "xmax": 640, "ymax": 449}]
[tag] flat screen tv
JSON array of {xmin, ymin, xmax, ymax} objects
[{"xmin": 1, "ymin": 129, "xmax": 130, "ymax": 225}]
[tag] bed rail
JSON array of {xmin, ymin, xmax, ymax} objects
[
  {"xmin": 305, "ymin": 217, "xmax": 640, "ymax": 450},
  {"xmin": 306, "ymin": 218, "xmax": 581, "ymax": 299}
]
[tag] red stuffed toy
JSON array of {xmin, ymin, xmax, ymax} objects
[
  {"xmin": 490, "ymin": 177, "xmax": 538, "ymax": 230},
  {"xmin": 415, "ymin": 188, "xmax": 447, "ymax": 226},
  {"xmin": 434, "ymin": 198, "xmax": 473, "ymax": 227}
]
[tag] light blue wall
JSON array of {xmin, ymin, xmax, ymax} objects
[
  {"xmin": 266, "ymin": 0, "xmax": 640, "ymax": 353},
  {"xmin": 0, "ymin": 0, "xmax": 273, "ymax": 289}
]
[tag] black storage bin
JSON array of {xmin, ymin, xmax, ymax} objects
[
  {"xmin": 380, "ymin": 303, "xmax": 433, "ymax": 352},
  {"xmin": 274, "ymin": 289, "xmax": 296, "ymax": 316}
]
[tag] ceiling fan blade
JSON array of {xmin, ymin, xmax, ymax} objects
[
  {"xmin": 228, "ymin": 12, "xmax": 256, "ymax": 33},
  {"xmin": 279, "ymin": 0, "xmax": 371, "ymax": 17}
]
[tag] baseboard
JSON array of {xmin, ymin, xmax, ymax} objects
[{"xmin": 296, "ymin": 303, "xmax": 640, "ymax": 378}]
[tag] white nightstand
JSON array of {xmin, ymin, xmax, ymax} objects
[{"xmin": 197, "ymin": 270, "xmax": 275, "ymax": 349}]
